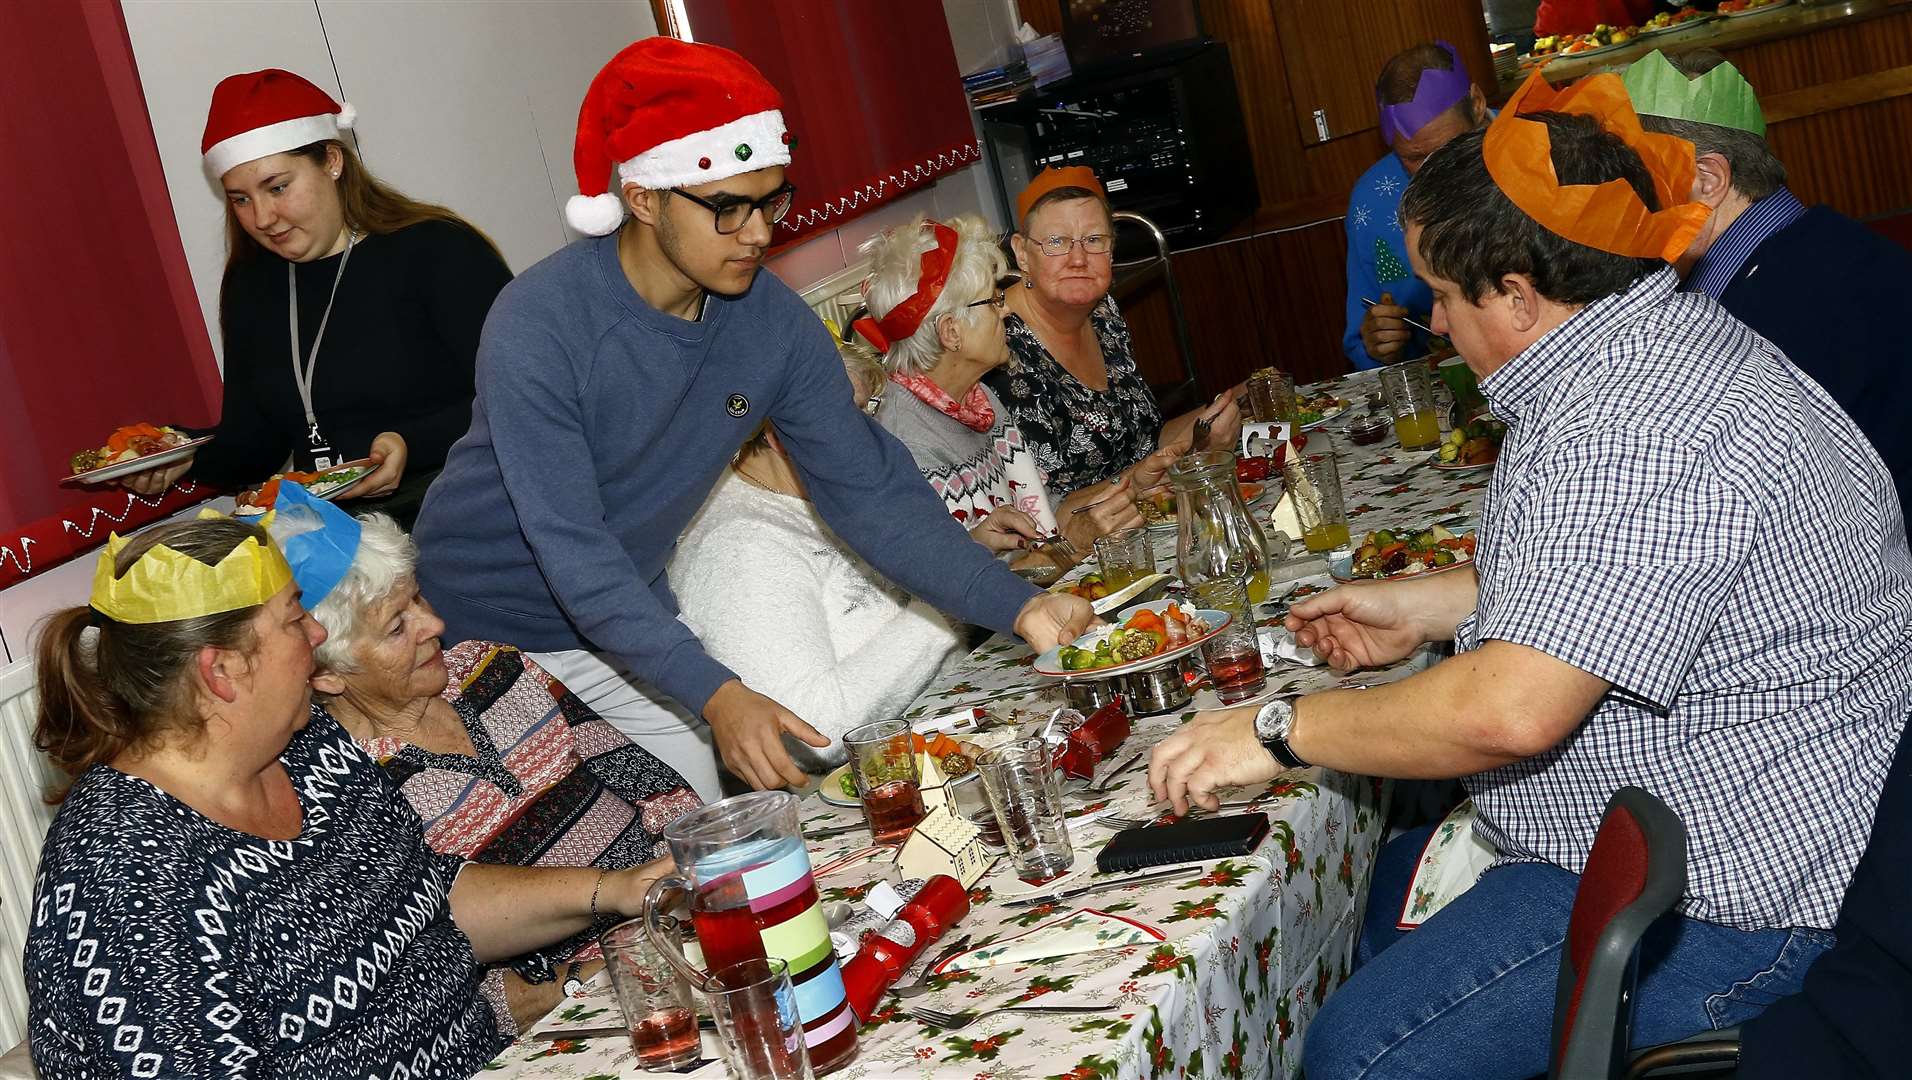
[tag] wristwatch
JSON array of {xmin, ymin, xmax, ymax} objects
[{"xmin": 1253, "ymin": 697, "xmax": 1309, "ymax": 770}]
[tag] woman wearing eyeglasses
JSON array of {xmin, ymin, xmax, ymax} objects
[
  {"xmin": 991, "ymin": 167, "xmax": 1241, "ymax": 499},
  {"xmin": 858, "ymin": 215, "xmax": 1180, "ymax": 567}
]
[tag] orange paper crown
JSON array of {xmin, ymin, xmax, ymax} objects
[
  {"xmin": 1482, "ymin": 69, "xmax": 1710, "ymax": 262},
  {"xmin": 1015, "ymin": 165, "xmax": 1105, "ymax": 227}
]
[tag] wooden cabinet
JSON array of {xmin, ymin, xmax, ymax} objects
[{"xmin": 1273, "ymin": 0, "xmax": 1496, "ymax": 145}]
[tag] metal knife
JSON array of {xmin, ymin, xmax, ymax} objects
[{"xmin": 1003, "ymin": 865, "xmax": 1202, "ymax": 907}]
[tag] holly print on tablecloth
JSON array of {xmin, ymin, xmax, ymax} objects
[
  {"xmin": 1131, "ymin": 943, "xmax": 1196, "ymax": 981},
  {"xmin": 1162, "ymin": 893, "xmax": 1226, "ymax": 923},
  {"xmin": 942, "ymin": 1027, "xmax": 1024, "ymax": 1062},
  {"xmin": 1010, "ymin": 973, "xmax": 1078, "ymax": 1004},
  {"xmin": 1373, "ymin": 236, "xmax": 1412, "ymax": 284},
  {"xmin": 1050, "ymin": 1057, "xmax": 1121, "ymax": 1080},
  {"xmin": 1182, "ymin": 859, "xmax": 1252, "ymax": 891}
]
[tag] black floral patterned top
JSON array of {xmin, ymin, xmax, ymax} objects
[
  {"xmin": 987, "ymin": 295, "xmax": 1164, "ymax": 497},
  {"xmin": 25, "ymin": 707, "xmax": 504, "ymax": 1079}
]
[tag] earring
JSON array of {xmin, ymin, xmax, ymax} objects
[
  {"xmin": 331, "ymin": 171, "xmax": 341, "ymax": 179},
  {"xmin": 1023, "ymin": 277, "xmax": 1033, "ymax": 289}
]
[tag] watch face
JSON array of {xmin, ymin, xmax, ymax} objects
[{"xmin": 1255, "ymin": 700, "xmax": 1290, "ymax": 741}]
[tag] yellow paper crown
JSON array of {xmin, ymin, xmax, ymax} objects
[{"xmin": 89, "ymin": 530, "xmax": 293, "ymax": 625}]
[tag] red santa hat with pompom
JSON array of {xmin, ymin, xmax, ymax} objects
[
  {"xmin": 202, "ymin": 69, "xmax": 356, "ymax": 179},
  {"xmin": 567, "ymin": 37, "xmax": 792, "ymax": 236}
]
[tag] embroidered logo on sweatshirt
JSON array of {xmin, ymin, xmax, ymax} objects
[{"xmin": 726, "ymin": 394, "xmax": 750, "ymax": 418}]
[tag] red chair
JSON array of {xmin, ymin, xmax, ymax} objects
[{"xmin": 1550, "ymin": 787, "xmax": 1688, "ymax": 1080}]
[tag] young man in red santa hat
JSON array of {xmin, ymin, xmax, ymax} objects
[{"xmin": 413, "ymin": 37, "xmax": 1092, "ymax": 800}]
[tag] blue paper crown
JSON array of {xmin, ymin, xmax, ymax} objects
[{"xmin": 266, "ymin": 481, "xmax": 362, "ymax": 608}]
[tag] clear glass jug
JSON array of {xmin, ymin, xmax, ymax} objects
[
  {"xmin": 1171, "ymin": 450, "xmax": 1274, "ymax": 605},
  {"xmin": 643, "ymin": 791, "xmax": 858, "ymax": 1073}
]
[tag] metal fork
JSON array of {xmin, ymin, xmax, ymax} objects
[
  {"xmin": 891, "ymin": 933, "xmax": 972, "ymax": 999},
  {"xmin": 1028, "ymin": 534, "xmax": 1080, "ymax": 561},
  {"xmin": 908, "ymin": 1003, "xmax": 1115, "ymax": 1032},
  {"xmin": 1191, "ymin": 413, "xmax": 1214, "ymax": 449},
  {"xmin": 1093, "ymin": 813, "xmax": 1158, "ymax": 830}
]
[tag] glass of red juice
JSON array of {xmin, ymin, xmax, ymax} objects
[
  {"xmin": 1196, "ymin": 578, "xmax": 1268, "ymax": 705},
  {"xmin": 643, "ymin": 792, "xmax": 859, "ymax": 1073},
  {"xmin": 600, "ymin": 915, "xmax": 701, "ymax": 1069},
  {"xmin": 707, "ymin": 957, "xmax": 815, "ymax": 1080},
  {"xmin": 843, "ymin": 719, "xmax": 925, "ymax": 844}
]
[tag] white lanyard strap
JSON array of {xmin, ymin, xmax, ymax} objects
[{"xmin": 288, "ymin": 232, "xmax": 357, "ymax": 433}]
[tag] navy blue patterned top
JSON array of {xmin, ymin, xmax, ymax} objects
[{"xmin": 25, "ymin": 706, "xmax": 505, "ymax": 1078}]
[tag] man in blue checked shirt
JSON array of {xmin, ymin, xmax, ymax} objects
[
  {"xmin": 1149, "ymin": 73, "xmax": 1912, "ymax": 1080},
  {"xmin": 1626, "ymin": 48, "xmax": 1912, "ymax": 507}
]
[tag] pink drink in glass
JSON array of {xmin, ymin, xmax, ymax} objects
[
  {"xmin": 1207, "ymin": 643, "xmax": 1268, "ymax": 705},
  {"xmin": 631, "ymin": 1006, "xmax": 701, "ymax": 1067},
  {"xmin": 861, "ymin": 779, "xmax": 925, "ymax": 844}
]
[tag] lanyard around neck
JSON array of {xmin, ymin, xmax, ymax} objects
[{"xmin": 288, "ymin": 232, "xmax": 357, "ymax": 434}]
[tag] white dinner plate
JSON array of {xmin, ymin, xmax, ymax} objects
[
  {"xmin": 63, "ymin": 435, "xmax": 214, "ymax": 486},
  {"xmin": 1033, "ymin": 603, "xmax": 1231, "ymax": 679},
  {"xmin": 231, "ymin": 460, "xmax": 377, "ymax": 516},
  {"xmin": 1430, "ymin": 457, "xmax": 1495, "ymax": 474}
]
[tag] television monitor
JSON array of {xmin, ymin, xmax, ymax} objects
[{"xmin": 1059, "ymin": 0, "xmax": 1204, "ymax": 72}]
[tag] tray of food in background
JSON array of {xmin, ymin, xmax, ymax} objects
[
  {"xmin": 1718, "ymin": 0, "xmax": 1789, "ymax": 17},
  {"xmin": 64, "ymin": 424, "xmax": 210, "ymax": 485}
]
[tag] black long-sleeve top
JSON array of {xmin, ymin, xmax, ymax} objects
[{"xmin": 191, "ymin": 218, "xmax": 512, "ymax": 486}]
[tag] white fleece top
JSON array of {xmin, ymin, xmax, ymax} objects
[{"xmin": 668, "ymin": 469, "xmax": 967, "ymax": 772}]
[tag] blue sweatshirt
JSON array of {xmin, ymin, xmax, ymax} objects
[{"xmin": 412, "ymin": 234, "xmax": 1038, "ymax": 714}]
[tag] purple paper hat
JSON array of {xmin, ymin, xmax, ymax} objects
[{"xmin": 1378, "ymin": 42, "xmax": 1474, "ymax": 145}]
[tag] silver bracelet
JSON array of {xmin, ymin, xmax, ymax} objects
[{"xmin": 589, "ymin": 869, "xmax": 607, "ymax": 921}]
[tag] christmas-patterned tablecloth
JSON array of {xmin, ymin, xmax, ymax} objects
[{"xmin": 484, "ymin": 367, "xmax": 1489, "ymax": 1080}]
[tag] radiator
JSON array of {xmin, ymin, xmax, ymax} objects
[{"xmin": 0, "ymin": 660, "xmax": 57, "ymax": 1051}]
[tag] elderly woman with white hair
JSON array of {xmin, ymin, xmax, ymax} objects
[
  {"xmin": 266, "ymin": 483, "xmax": 700, "ymax": 1034},
  {"xmin": 859, "ymin": 214, "xmax": 1182, "ymax": 556}
]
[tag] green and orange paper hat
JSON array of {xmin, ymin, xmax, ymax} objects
[{"xmin": 1483, "ymin": 69, "xmax": 1711, "ymax": 262}]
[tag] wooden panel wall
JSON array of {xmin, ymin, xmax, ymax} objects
[
  {"xmin": 1016, "ymin": 0, "xmax": 1492, "ymax": 390},
  {"xmin": 1711, "ymin": 9, "xmax": 1912, "ymax": 220}
]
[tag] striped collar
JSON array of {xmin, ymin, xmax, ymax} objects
[{"xmin": 1683, "ymin": 187, "xmax": 1806, "ymax": 300}]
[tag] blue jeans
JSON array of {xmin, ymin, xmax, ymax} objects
[{"xmin": 1304, "ymin": 827, "xmax": 1834, "ymax": 1080}]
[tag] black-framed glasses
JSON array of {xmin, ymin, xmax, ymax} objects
[
  {"xmin": 966, "ymin": 288, "xmax": 1008, "ymax": 311},
  {"xmin": 1035, "ymin": 233, "xmax": 1112, "ymax": 257},
  {"xmin": 670, "ymin": 183, "xmax": 797, "ymax": 235}
]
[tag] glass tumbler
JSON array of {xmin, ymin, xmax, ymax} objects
[
  {"xmin": 975, "ymin": 739, "xmax": 1075, "ymax": 884},
  {"xmin": 705, "ymin": 957, "xmax": 816, "ymax": 1080},
  {"xmin": 1247, "ymin": 367, "xmax": 1298, "ymax": 423},
  {"xmin": 601, "ymin": 915, "xmax": 702, "ymax": 1070},
  {"xmin": 1379, "ymin": 363, "xmax": 1442, "ymax": 451},
  {"xmin": 943, "ymin": 771, "xmax": 1004, "ymax": 849},
  {"xmin": 842, "ymin": 719, "xmax": 925, "ymax": 844},
  {"xmin": 1092, "ymin": 527, "xmax": 1156, "ymax": 589},
  {"xmin": 1194, "ymin": 575, "xmax": 1268, "ymax": 705},
  {"xmin": 1281, "ymin": 447, "xmax": 1350, "ymax": 554}
]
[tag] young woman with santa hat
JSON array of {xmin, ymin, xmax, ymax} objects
[{"xmin": 125, "ymin": 69, "xmax": 511, "ymax": 528}]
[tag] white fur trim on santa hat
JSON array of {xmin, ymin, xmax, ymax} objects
[
  {"xmin": 616, "ymin": 109, "xmax": 790, "ymax": 193},
  {"xmin": 203, "ymin": 111, "xmax": 347, "ymax": 178},
  {"xmin": 566, "ymin": 192, "xmax": 628, "ymax": 236}
]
